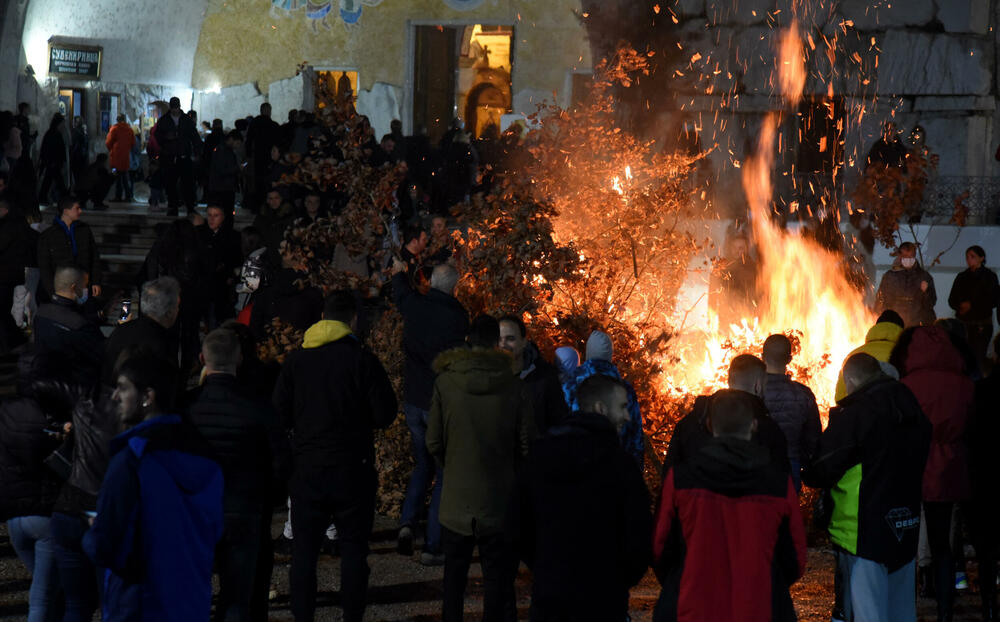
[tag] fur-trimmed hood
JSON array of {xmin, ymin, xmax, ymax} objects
[{"xmin": 433, "ymin": 346, "xmax": 515, "ymax": 396}]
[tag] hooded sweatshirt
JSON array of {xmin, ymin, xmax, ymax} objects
[
  {"xmin": 653, "ymin": 436, "xmax": 806, "ymax": 622},
  {"xmin": 426, "ymin": 346, "xmax": 534, "ymax": 536},
  {"xmin": 83, "ymin": 415, "xmax": 224, "ymax": 622},
  {"xmin": 834, "ymin": 320, "xmax": 903, "ymax": 402},
  {"xmin": 272, "ymin": 318, "xmax": 397, "ymax": 472}
]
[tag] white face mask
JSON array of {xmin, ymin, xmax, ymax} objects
[{"xmin": 901, "ymin": 257, "xmax": 916, "ymax": 268}]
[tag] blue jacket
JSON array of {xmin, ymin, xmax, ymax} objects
[
  {"xmin": 83, "ymin": 415, "xmax": 224, "ymax": 622},
  {"xmin": 563, "ymin": 359, "xmax": 644, "ymax": 465}
]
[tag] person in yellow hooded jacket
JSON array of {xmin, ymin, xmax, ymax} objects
[
  {"xmin": 834, "ymin": 311, "xmax": 905, "ymax": 406},
  {"xmin": 272, "ymin": 290, "xmax": 397, "ymax": 622}
]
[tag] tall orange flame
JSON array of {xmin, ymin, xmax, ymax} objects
[{"xmin": 742, "ymin": 19, "xmax": 873, "ymax": 409}]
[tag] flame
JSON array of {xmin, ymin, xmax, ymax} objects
[{"xmin": 662, "ymin": 18, "xmax": 872, "ymax": 413}]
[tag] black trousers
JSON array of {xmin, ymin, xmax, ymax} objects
[
  {"xmin": 163, "ymin": 156, "xmax": 197, "ymax": 214},
  {"xmin": 251, "ymin": 510, "xmax": 274, "ymax": 622},
  {"xmin": 38, "ymin": 165, "xmax": 67, "ymax": 204},
  {"xmin": 214, "ymin": 512, "xmax": 262, "ymax": 622},
  {"xmin": 0, "ymin": 284, "xmax": 25, "ymax": 353},
  {"xmin": 441, "ymin": 526, "xmax": 515, "ymax": 622},
  {"xmin": 925, "ymin": 501, "xmax": 956, "ymax": 620},
  {"xmin": 289, "ymin": 463, "xmax": 376, "ymax": 622}
]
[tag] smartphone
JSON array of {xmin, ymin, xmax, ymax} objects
[{"xmin": 119, "ymin": 299, "xmax": 131, "ymax": 322}]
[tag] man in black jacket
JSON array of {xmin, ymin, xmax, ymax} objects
[
  {"xmin": 392, "ymin": 261, "xmax": 469, "ymax": 560},
  {"xmin": 101, "ymin": 276, "xmax": 180, "ymax": 388},
  {"xmin": 153, "ymin": 97, "xmax": 202, "ymax": 217},
  {"xmin": 272, "ymin": 290, "xmax": 397, "ymax": 622},
  {"xmin": 188, "ymin": 328, "xmax": 287, "ymax": 622},
  {"xmin": 762, "ymin": 334, "xmax": 822, "ymax": 490},
  {"xmin": 514, "ymin": 374, "xmax": 651, "ymax": 621},
  {"xmin": 498, "ymin": 315, "xmax": 567, "ymax": 433},
  {"xmin": 197, "ymin": 206, "xmax": 242, "ymax": 328},
  {"xmin": 665, "ymin": 354, "xmax": 789, "ymax": 473},
  {"xmin": 33, "ymin": 265, "xmax": 104, "ymax": 388},
  {"xmin": 37, "ymin": 195, "xmax": 101, "ymax": 300},
  {"xmin": 245, "ymin": 103, "xmax": 282, "ymax": 213},
  {"xmin": 803, "ymin": 354, "xmax": 931, "ymax": 622}
]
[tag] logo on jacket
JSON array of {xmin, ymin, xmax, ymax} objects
[{"xmin": 885, "ymin": 507, "xmax": 919, "ymax": 542}]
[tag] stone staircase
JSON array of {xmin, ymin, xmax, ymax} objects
[{"xmin": 80, "ymin": 203, "xmax": 255, "ymax": 295}]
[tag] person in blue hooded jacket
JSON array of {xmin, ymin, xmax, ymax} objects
[
  {"xmin": 563, "ymin": 330, "xmax": 644, "ymax": 466},
  {"xmin": 83, "ymin": 352, "xmax": 224, "ymax": 622}
]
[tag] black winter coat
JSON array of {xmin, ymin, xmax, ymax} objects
[
  {"xmin": 802, "ymin": 378, "xmax": 931, "ymax": 570},
  {"xmin": 37, "ymin": 219, "xmax": 102, "ymax": 296},
  {"xmin": 763, "ymin": 373, "xmax": 822, "ymax": 470},
  {"xmin": 186, "ymin": 374, "xmax": 288, "ymax": 514},
  {"xmin": 153, "ymin": 112, "xmax": 201, "ymax": 159},
  {"xmin": 54, "ymin": 385, "xmax": 119, "ymax": 516},
  {"xmin": 948, "ymin": 266, "xmax": 1000, "ymax": 324},
  {"xmin": 0, "ymin": 385, "xmax": 65, "ymax": 520},
  {"xmin": 272, "ymin": 332, "xmax": 397, "ymax": 477},
  {"xmin": 520, "ymin": 343, "xmax": 568, "ymax": 433},
  {"xmin": 513, "ymin": 413, "xmax": 651, "ymax": 620},
  {"xmin": 392, "ymin": 271, "xmax": 469, "ymax": 410},
  {"xmin": 874, "ymin": 263, "xmax": 936, "ymax": 327},
  {"xmin": 196, "ymin": 224, "xmax": 242, "ymax": 289},
  {"xmin": 33, "ymin": 296, "xmax": 105, "ymax": 388},
  {"xmin": 664, "ymin": 389, "xmax": 790, "ymax": 474}
]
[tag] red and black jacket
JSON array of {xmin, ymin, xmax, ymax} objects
[{"xmin": 652, "ymin": 437, "xmax": 807, "ymax": 622}]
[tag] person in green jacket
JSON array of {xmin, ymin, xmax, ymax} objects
[{"xmin": 426, "ymin": 314, "xmax": 535, "ymax": 622}]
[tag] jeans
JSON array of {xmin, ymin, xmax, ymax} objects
[
  {"xmin": 842, "ymin": 555, "xmax": 916, "ymax": 622},
  {"xmin": 400, "ymin": 403, "xmax": 443, "ymax": 553},
  {"xmin": 114, "ymin": 170, "xmax": 133, "ymax": 200},
  {"xmin": 441, "ymin": 526, "xmax": 515, "ymax": 622},
  {"xmin": 289, "ymin": 463, "xmax": 377, "ymax": 622},
  {"xmin": 8, "ymin": 516, "xmax": 61, "ymax": 622},
  {"xmin": 215, "ymin": 513, "xmax": 262, "ymax": 622},
  {"xmin": 50, "ymin": 512, "xmax": 99, "ymax": 622}
]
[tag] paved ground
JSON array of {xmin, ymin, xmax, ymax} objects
[{"xmin": 0, "ymin": 510, "xmax": 989, "ymax": 621}]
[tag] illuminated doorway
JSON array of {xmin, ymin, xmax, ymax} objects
[
  {"xmin": 315, "ymin": 69, "xmax": 359, "ymax": 109},
  {"xmin": 411, "ymin": 24, "xmax": 513, "ymax": 142}
]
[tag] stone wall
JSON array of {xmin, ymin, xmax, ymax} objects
[
  {"xmin": 191, "ymin": 0, "xmax": 592, "ymax": 131},
  {"xmin": 19, "ymin": 0, "xmax": 207, "ymax": 88},
  {"xmin": 663, "ymin": 0, "xmax": 1000, "ymax": 218}
]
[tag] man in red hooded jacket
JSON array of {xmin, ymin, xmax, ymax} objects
[{"xmin": 652, "ymin": 390, "xmax": 806, "ymax": 622}]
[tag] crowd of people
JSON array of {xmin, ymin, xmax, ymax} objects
[
  {"xmin": 0, "ymin": 94, "xmax": 998, "ymax": 622},
  {"xmin": 0, "ymin": 97, "xmax": 513, "ymax": 224}
]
